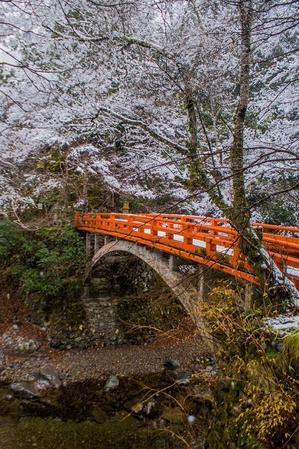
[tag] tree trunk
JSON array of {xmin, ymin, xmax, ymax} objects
[
  {"xmin": 229, "ymin": 1, "xmax": 298, "ymax": 306},
  {"xmin": 230, "ymin": 0, "xmax": 251, "ymax": 231},
  {"xmin": 185, "ymin": 0, "xmax": 298, "ymax": 307}
]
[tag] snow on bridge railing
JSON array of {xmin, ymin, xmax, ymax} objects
[{"xmin": 74, "ymin": 211, "xmax": 299, "ymax": 288}]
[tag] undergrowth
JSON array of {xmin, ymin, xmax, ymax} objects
[
  {"xmin": 201, "ymin": 283, "xmax": 298, "ymax": 449},
  {"xmin": 0, "ymin": 218, "xmax": 87, "ymax": 345}
]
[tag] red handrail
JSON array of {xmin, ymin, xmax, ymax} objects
[{"xmin": 74, "ymin": 211, "xmax": 299, "ymax": 288}]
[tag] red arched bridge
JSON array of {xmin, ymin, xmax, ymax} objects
[{"xmin": 74, "ymin": 212, "xmax": 299, "ymax": 289}]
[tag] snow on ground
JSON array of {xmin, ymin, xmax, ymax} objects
[{"xmin": 265, "ymin": 315, "xmax": 299, "ymax": 336}]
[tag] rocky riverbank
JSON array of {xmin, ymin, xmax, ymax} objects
[
  {"xmin": 0, "ymin": 319, "xmax": 215, "ymax": 449},
  {"xmin": 0, "ymin": 317, "xmax": 213, "ymax": 384}
]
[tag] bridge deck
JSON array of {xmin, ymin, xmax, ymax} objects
[{"xmin": 74, "ymin": 212, "xmax": 299, "ymax": 288}]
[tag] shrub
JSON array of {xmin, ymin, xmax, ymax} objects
[
  {"xmin": 203, "ymin": 284, "xmax": 298, "ymax": 449},
  {"xmin": 0, "ymin": 219, "xmax": 87, "ymax": 345}
]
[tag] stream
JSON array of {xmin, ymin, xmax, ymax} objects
[{"xmin": 0, "ymin": 371, "xmax": 208, "ymax": 449}]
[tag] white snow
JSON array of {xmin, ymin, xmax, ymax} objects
[{"xmin": 265, "ymin": 315, "xmax": 299, "ymax": 336}]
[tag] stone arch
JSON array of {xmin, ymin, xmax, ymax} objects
[{"xmin": 89, "ymin": 240, "xmax": 204, "ymax": 329}]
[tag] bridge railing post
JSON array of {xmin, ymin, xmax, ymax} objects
[
  {"xmin": 206, "ymin": 218, "xmax": 217, "ymax": 259},
  {"xmin": 244, "ymin": 283, "xmax": 253, "ymax": 310},
  {"xmin": 126, "ymin": 215, "xmax": 133, "ymax": 235},
  {"xmin": 164, "ymin": 221, "xmax": 172, "ymax": 243},
  {"xmin": 197, "ymin": 267, "xmax": 204, "ymax": 301},
  {"xmin": 110, "ymin": 213, "xmax": 116, "ymax": 231},
  {"xmin": 183, "ymin": 220, "xmax": 193, "ymax": 248},
  {"xmin": 151, "ymin": 220, "xmax": 158, "ymax": 240},
  {"xmin": 86, "ymin": 233, "xmax": 92, "ymax": 258},
  {"xmin": 181, "ymin": 218, "xmax": 192, "ymax": 248},
  {"xmin": 169, "ymin": 255, "xmax": 174, "ymax": 271},
  {"xmin": 94, "ymin": 234, "xmax": 101, "ymax": 253}
]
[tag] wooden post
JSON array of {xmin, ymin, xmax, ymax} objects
[
  {"xmin": 244, "ymin": 284, "xmax": 253, "ymax": 310},
  {"xmin": 94, "ymin": 234, "xmax": 100, "ymax": 253},
  {"xmin": 169, "ymin": 255, "xmax": 174, "ymax": 271},
  {"xmin": 198, "ymin": 267, "xmax": 204, "ymax": 301},
  {"xmin": 86, "ymin": 233, "xmax": 92, "ymax": 258}
]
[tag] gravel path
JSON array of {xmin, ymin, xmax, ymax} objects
[
  {"xmin": 0, "ymin": 328, "xmax": 209, "ymax": 383},
  {"xmin": 56, "ymin": 334, "xmax": 207, "ymax": 381}
]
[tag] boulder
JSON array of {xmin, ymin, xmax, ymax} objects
[
  {"xmin": 39, "ymin": 364, "xmax": 61, "ymax": 389},
  {"xmin": 35, "ymin": 377, "xmax": 52, "ymax": 392},
  {"xmin": 163, "ymin": 359, "xmax": 180, "ymax": 371},
  {"xmin": 10, "ymin": 382, "xmax": 39, "ymax": 400},
  {"xmin": 104, "ymin": 375, "xmax": 119, "ymax": 392},
  {"xmin": 175, "ymin": 372, "xmax": 190, "ymax": 385}
]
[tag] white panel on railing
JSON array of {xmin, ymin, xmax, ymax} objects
[
  {"xmin": 216, "ymin": 245, "xmax": 233, "ymax": 256},
  {"xmin": 286, "ymin": 266, "xmax": 299, "ymax": 278},
  {"xmin": 173, "ymin": 234, "xmax": 184, "ymax": 242},
  {"xmin": 158, "ymin": 231, "xmax": 166, "ymax": 237},
  {"xmin": 193, "ymin": 239, "xmax": 206, "ymax": 248}
]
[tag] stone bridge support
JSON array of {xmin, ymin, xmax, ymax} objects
[
  {"xmin": 82, "ymin": 236, "xmax": 254, "ymax": 348},
  {"xmin": 89, "ymin": 240, "xmax": 201, "ymax": 323},
  {"xmin": 82, "ymin": 237, "xmax": 214, "ymax": 347}
]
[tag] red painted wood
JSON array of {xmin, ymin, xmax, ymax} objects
[{"xmin": 74, "ymin": 212, "xmax": 299, "ymax": 288}]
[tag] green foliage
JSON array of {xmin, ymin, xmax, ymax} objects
[
  {"xmin": 0, "ymin": 219, "xmax": 27, "ymax": 265},
  {"xmin": 36, "ymin": 147, "xmax": 64, "ymax": 173},
  {"xmin": 245, "ymin": 110, "xmax": 272, "ymax": 133},
  {"xmin": 0, "ymin": 219, "xmax": 86, "ymax": 301},
  {"xmin": 14, "ymin": 226, "xmax": 86, "ymax": 301},
  {"xmin": 0, "ymin": 219, "xmax": 87, "ymax": 346},
  {"xmin": 283, "ymin": 332, "xmax": 299, "ymax": 357}
]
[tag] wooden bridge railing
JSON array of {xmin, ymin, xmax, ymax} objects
[{"xmin": 74, "ymin": 212, "xmax": 299, "ymax": 288}]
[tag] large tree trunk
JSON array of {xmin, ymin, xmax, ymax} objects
[
  {"xmin": 185, "ymin": 0, "xmax": 298, "ymax": 307},
  {"xmin": 230, "ymin": 0, "xmax": 252, "ymax": 232},
  {"xmin": 229, "ymin": 1, "xmax": 298, "ymax": 305}
]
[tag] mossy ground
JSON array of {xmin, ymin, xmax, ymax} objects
[
  {"xmin": 0, "ymin": 416, "xmax": 179, "ymax": 449},
  {"xmin": 0, "ymin": 374, "xmax": 202, "ymax": 449}
]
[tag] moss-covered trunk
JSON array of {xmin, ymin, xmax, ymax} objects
[{"xmin": 184, "ymin": 1, "xmax": 298, "ymax": 306}]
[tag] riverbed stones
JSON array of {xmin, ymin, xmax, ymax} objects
[
  {"xmin": 0, "ymin": 326, "xmax": 40, "ymax": 354},
  {"xmin": 39, "ymin": 364, "xmax": 61, "ymax": 388},
  {"xmin": 175, "ymin": 372, "xmax": 190, "ymax": 385},
  {"xmin": 163, "ymin": 359, "xmax": 180, "ymax": 371},
  {"xmin": 131, "ymin": 400, "xmax": 156, "ymax": 417},
  {"xmin": 9, "ymin": 382, "xmax": 39, "ymax": 399},
  {"xmin": 104, "ymin": 375, "xmax": 119, "ymax": 392},
  {"xmin": 0, "ymin": 350, "xmax": 5, "ymax": 372}
]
